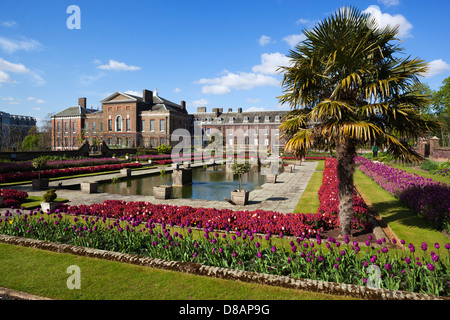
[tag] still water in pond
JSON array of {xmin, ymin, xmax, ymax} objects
[{"xmin": 98, "ymin": 165, "xmax": 267, "ymax": 201}]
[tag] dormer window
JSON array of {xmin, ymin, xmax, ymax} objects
[
  {"xmin": 244, "ymin": 116, "xmax": 249, "ymax": 123},
  {"xmin": 218, "ymin": 117, "xmax": 223, "ymax": 123},
  {"xmin": 254, "ymin": 116, "xmax": 260, "ymax": 122},
  {"xmin": 275, "ymin": 115, "xmax": 280, "ymax": 122},
  {"xmin": 265, "ymin": 116, "xmax": 270, "ymax": 122},
  {"xmin": 229, "ymin": 117, "xmax": 235, "ymax": 123}
]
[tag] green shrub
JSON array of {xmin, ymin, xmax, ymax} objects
[
  {"xmin": 42, "ymin": 189, "xmax": 57, "ymax": 202},
  {"xmin": 157, "ymin": 144, "xmax": 172, "ymax": 154},
  {"xmin": 420, "ymin": 160, "xmax": 439, "ymax": 171}
]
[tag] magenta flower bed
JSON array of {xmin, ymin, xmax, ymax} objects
[
  {"xmin": 60, "ymin": 158, "xmax": 370, "ymax": 237},
  {"xmin": 281, "ymin": 156, "xmax": 328, "ymax": 160},
  {"xmin": 0, "ymin": 157, "xmax": 123, "ymax": 174},
  {"xmin": 0, "ymin": 163, "xmax": 142, "ymax": 184},
  {"xmin": 317, "ymin": 158, "xmax": 371, "ymax": 230},
  {"xmin": 0, "ymin": 188, "xmax": 28, "ymax": 208},
  {"xmin": 356, "ymin": 157, "xmax": 450, "ymax": 231}
]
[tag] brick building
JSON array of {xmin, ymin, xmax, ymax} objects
[
  {"xmin": 51, "ymin": 89, "xmax": 190, "ymax": 150},
  {"xmin": 191, "ymin": 107, "xmax": 289, "ymax": 152}
]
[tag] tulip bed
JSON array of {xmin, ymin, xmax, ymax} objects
[
  {"xmin": 0, "ymin": 189, "xmax": 28, "ymax": 208},
  {"xmin": 356, "ymin": 157, "xmax": 450, "ymax": 233},
  {"xmin": 0, "ymin": 210, "xmax": 448, "ymax": 296},
  {"xmin": 281, "ymin": 156, "xmax": 328, "ymax": 161},
  {"xmin": 0, "ymin": 157, "xmax": 124, "ymax": 174},
  {"xmin": 0, "ymin": 163, "xmax": 143, "ymax": 184}
]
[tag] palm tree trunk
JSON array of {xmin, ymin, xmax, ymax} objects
[{"xmin": 336, "ymin": 139, "xmax": 356, "ymax": 236}]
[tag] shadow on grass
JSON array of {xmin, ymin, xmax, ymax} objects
[{"xmin": 371, "ymin": 199, "xmax": 439, "ymax": 233}]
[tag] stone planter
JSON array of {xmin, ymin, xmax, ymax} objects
[
  {"xmin": 284, "ymin": 165, "xmax": 294, "ymax": 173},
  {"xmin": 153, "ymin": 185, "xmax": 172, "ymax": 199},
  {"xmin": 32, "ymin": 178, "xmax": 49, "ymax": 190},
  {"xmin": 40, "ymin": 201, "xmax": 59, "ymax": 213},
  {"xmin": 120, "ymin": 168, "xmax": 131, "ymax": 177},
  {"xmin": 266, "ymin": 174, "xmax": 277, "ymax": 184},
  {"xmin": 231, "ymin": 190, "xmax": 249, "ymax": 205},
  {"xmin": 80, "ymin": 181, "xmax": 98, "ymax": 194}
]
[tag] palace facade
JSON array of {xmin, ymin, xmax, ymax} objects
[{"xmin": 51, "ymin": 89, "xmax": 289, "ymax": 152}]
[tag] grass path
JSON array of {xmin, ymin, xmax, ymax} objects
[
  {"xmin": 0, "ymin": 242, "xmax": 353, "ymax": 300},
  {"xmin": 293, "ymin": 161, "xmax": 324, "ymax": 214},
  {"xmin": 354, "ymin": 170, "xmax": 449, "ymax": 247}
]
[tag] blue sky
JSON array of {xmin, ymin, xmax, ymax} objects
[{"xmin": 1, "ymin": 0, "xmax": 449, "ymax": 127}]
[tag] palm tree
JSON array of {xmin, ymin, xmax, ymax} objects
[{"xmin": 278, "ymin": 6, "xmax": 440, "ymax": 237}]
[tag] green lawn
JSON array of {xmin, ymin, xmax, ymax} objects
[
  {"xmin": 0, "ymin": 242, "xmax": 353, "ymax": 300},
  {"xmin": 20, "ymin": 196, "xmax": 69, "ymax": 209},
  {"xmin": 293, "ymin": 160, "xmax": 324, "ymax": 214},
  {"xmin": 354, "ymin": 169, "xmax": 449, "ymax": 247}
]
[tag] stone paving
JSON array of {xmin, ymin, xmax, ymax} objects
[{"xmin": 1, "ymin": 161, "xmax": 318, "ymax": 215}]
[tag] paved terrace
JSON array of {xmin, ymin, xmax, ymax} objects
[{"xmin": 1, "ymin": 161, "xmax": 318, "ymax": 215}]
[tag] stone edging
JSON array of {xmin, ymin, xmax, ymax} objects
[
  {"xmin": 0, "ymin": 234, "xmax": 444, "ymax": 301},
  {"xmin": 354, "ymin": 184, "xmax": 404, "ymax": 249}
]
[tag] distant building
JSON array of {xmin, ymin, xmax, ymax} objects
[
  {"xmin": 0, "ymin": 111, "xmax": 37, "ymax": 150},
  {"xmin": 51, "ymin": 89, "xmax": 190, "ymax": 150},
  {"xmin": 191, "ymin": 107, "xmax": 289, "ymax": 151}
]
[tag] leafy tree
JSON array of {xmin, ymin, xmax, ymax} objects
[
  {"xmin": 433, "ymin": 76, "xmax": 450, "ymax": 146},
  {"xmin": 278, "ymin": 7, "xmax": 440, "ymax": 236},
  {"xmin": 231, "ymin": 162, "xmax": 250, "ymax": 191}
]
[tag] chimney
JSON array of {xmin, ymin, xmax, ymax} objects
[
  {"xmin": 218, "ymin": 108, "xmax": 223, "ymax": 113},
  {"xmin": 228, "ymin": 108, "xmax": 232, "ymax": 112},
  {"xmin": 237, "ymin": 108, "xmax": 242, "ymax": 113},
  {"xmin": 78, "ymin": 97, "xmax": 87, "ymax": 108},
  {"xmin": 143, "ymin": 89, "xmax": 153, "ymax": 104},
  {"xmin": 180, "ymin": 101, "xmax": 186, "ymax": 110},
  {"xmin": 212, "ymin": 108, "xmax": 219, "ymax": 117},
  {"xmin": 197, "ymin": 107, "xmax": 207, "ymax": 113}
]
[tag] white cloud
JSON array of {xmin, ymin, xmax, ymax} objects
[
  {"xmin": 424, "ymin": 59, "xmax": 450, "ymax": 78},
  {"xmin": 173, "ymin": 87, "xmax": 181, "ymax": 93},
  {"xmin": 97, "ymin": 59, "xmax": 141, "ymax": 71},
  {"xmin": 282, "ymin": 33, "xmax": 306, "ymax": 48},
  {"xmin": 246, "ymin": 98, "xmax": 261, "ymax": 104},
  {"xmin": 191, "ymin": 98, "xmax": 209, "ymax": 108},
  {"xmin": 245, "ymin": 107, "xmax": 265, "ymax": 112},
  {"xmin": 124, "ymin": 90, "xmax": 141, "ymax": 97},
  {"xmin": 252, "ymin": 52, "xmax": 291, "ymax": 75},
  {"xmin": 0, "ymin": 70, "xmax": 13, "ymax": 85},
  {"xmin": 363, "ymin": 5, "xmax": 413, "ymax": 39},
  {"xmin": 196, "ymin": 71, "xmax": 279, "ymax": 95},
  {"xmin": 296, "ymin": 18, "xmax": 310, "ymax": 25},
  {"xmin": 1, "ymin": 20, "xmax": 18, "ymax": 28},
  {"xmin": 378, "ymin": 0, "xmax": 400, "ymax": 7},
  {"xmin": 31, "ymin": 107, "xmax": 41, "ymax": 111},
  {"xmin": 27, "ymin": 97, "xmax": 46, "ymax": 104},
  {"xmin": 0, "ymin": 37, "xmax": 43, "ymax": 54},
  {"xmin": 79, "ymin": 72, "xmax": 106, "ymax": 86},
  {"xmin": 258, "ymin": 35, "xmax": 272, "ymax": 46},
  {"xmin": 0, "ymin": 58, "xmax": 45, "ymax": 86}
]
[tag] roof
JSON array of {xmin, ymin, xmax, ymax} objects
[
  {"xmin": 53, "ymin": 106, "xmax": 99, "ymax": 117},
  {"xmin": 101, "ymin": 91, "xmax": 187, "ymax": 114}
]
